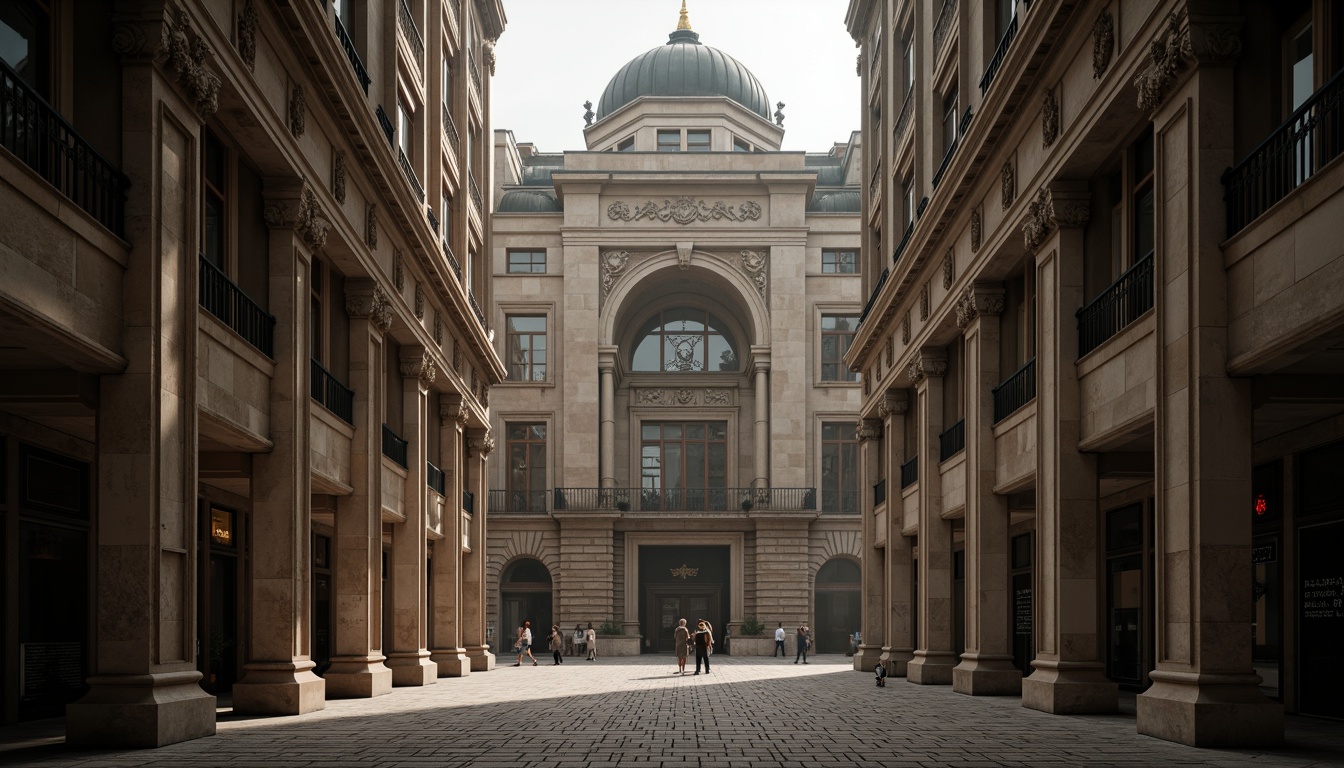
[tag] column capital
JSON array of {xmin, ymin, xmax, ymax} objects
[
  {"xmin": 263, "ymin": 179, "xmax": 329, "ymax": 250},
  {"xmin": 345, "ymin": 280, "xmax": 393, "ymax": 333},
  {"xmin": 955, "ymin": 282, "xmax": 1006, "ymax": 330},
  {"xmin": 466, "ymin": 429, "xmax": 495, "ymax": 458},
  {"xmin": 1134, "ymin": 5, "xmax": 1243, "ymax": 113},
  {"xmin": 440, "ymin": 394, "xmax": 469, "ymax": 427},
  {"xmin": 878, "ymin": 390, "xmax": 910, "ymax": 418},
  {"xmin": 1022, "ymin": 181, "xmax": 1090, "ymax": 254},
  {"xmin": 111, "ymin": 6, "xmax": 220, "ymax": 118},
  {"xmin": 907, "ymin": 351, "xmax": 947, "ymax": 384},
  {"xmin": 399, "ymin": 348, "xmax": 437, "ymax": 387},
  {"xmin": 598, "ymin": 345, "xmax": 619, "ymax": 372},
  {"xmin": 856, "ymin": 419, "xmax": 883, "ymax": 443}
]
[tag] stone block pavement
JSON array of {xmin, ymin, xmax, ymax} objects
[{"xmin": 2, "ymin": 655, "xmax": 1342, "ymax": 767}]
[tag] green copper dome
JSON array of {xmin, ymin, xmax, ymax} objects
[{"xmin": 596, "ymin": 27, "xmax": 771, "ymax": 122}]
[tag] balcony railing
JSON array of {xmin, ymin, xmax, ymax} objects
[
  {"xmin": 382, "ymin": 423, "xmax": 408, "ymax": 468},
  {"xmin": 933, "ymin": 0, "xmax": 956, "ymax": 57},
  {"xmin": 939, "ymin": 419, "xmax": 965, "ymax": 462},
  {"xmin": 869, "ymin": 161, "xmax": 882, "ymax": 207},
  {"xmin": 489, "ymin": 489, "xmax": 548, "ymax": 514},
  {"xmin": 553, "ymin": 487, "xmax": 816, "ymax": 513},
  {"xmin": 468, "ymin": 289, "xmax": 487, "ymax": 329},
  {"xmin": 932, "ymin": 107, "xmax": 974, "ymax": 189},
  {"xmin": 442, "ymin": 104, "xmax": 460, "ymax": 157},
  {"xmin": 1076, "ymin": 252, "xmax": 1154, "ymax": 357},
  {"xmin": 199, "ymin": 254, "xmax": 275, "ymax": 357},
  {"xmin": 311, "ymin": 359, "xmax": 354, "ymax": 424},
  {"xmin": 873, "ymin": 478, "xmax": 887, "ymax": 508},
  {"xmin": 375, "ymin": 105, "xmax": 395, "ymax": 147},
  {"xmin": 469, "ymin": 173, "xmax": 484, "ymax": 216},
  {"xmin": 442, "ymin": 239, "xmax": 462, "ymax": 280},
  {"xmin": 397, "ymin": 0, "xmax": 425, "ymax": 66},
  {"xmin": 444, "ymin": 0, "xmax": 459, "ymax": 36},
  {"xmin": 1, "ymin": 59, "xmax": 129, "ymax": 236},
  {"xmin": 462, "ymin": 489, "xmax": 474, "ymax": 514},
  {"xmin": 857, "ymin": 265, "xmax": 890, "ymax": 329},
  {"xmin": 426, "ymin": 461, "xmax": 445, "ymax": 495},
  {"xmin": 427, "ymin": 206, "xmax": 439, "ymax": 235},
  {"xmin": 821, "ymin": 489, "xmax": 860, "ymax": 515},
  {"xmin": 900, "ymin": 456, "xmax": 918, "ymax": 489},
  {"xmin": 468, "ymin": 51, "xmax": 482, "ymax": 95},
  {"xmin": 893, "ymin": 221, "xmax": 915, "ymax": 264},
  {"xmin": 992, "ymin": 357, "xmax": 1036, "ymax": 424},
  {"xmin": 1223, "ymin": 68, "xmax": 1344, "ymax": 236},
  {"xmin": 894, "ymin": 92, "xmax": 913, "ymax": 147},
  {"xmin": 978, "ymin": 15, "xmax": 1018, "ymax": 97},
  {"xmin": 397, "ymin": 148, "xmax": 425, "ymax": 203},
  {"xmin": 334, "ymin": 15, "xmax": 371, "ymax": 94}
]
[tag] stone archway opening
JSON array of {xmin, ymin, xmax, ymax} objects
[
  {"xmin": 500, "ymin": 558, "xmax": 553, "ymax": 650},
  {"xmin": 815, "ymin": 558, "xmax": 861, "ymax": 654}
]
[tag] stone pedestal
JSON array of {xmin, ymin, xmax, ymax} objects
[
  {"xmin": 67, "ymin": 672, "xmax": 217, "ymax": 749},
  {"xmin": 906, "ymin": 352, "xmax": 955, "ymax": 686}
]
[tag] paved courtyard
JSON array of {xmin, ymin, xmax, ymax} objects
[{"xmin": 3, "ymin": 655, "xmax": 1342, "ymax": 767}]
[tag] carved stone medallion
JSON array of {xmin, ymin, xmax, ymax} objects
[
  {"xmin": 1092, "ymin": 9, "xmax": 1115, "ymax": 79},
  {"xmin": 738, "ymin": 249, "xmax": 768, "ymax": 299},
  {"xmin": 237, "ymin": 0, "xmax": 258, "ymax": 72},
  {"xmin": 1042, "ymin": 87, "xmax": 1059, "ymax": 148},
  {"xmin": 600, "ymin": 250, "xmax": 631, "ymax": 297}
]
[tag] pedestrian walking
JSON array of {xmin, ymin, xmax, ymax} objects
[
  {"xmin": 794, "ymin": 625, "xmax": 811, "ymax": 664},
  {"xmin": 774, "ymin": 622, "xmax": 786, "ymax": 657},
  {"xmin": 673, "ymin": 618, "xmax": 691, "ymax": 675},
  {"xmin": 513, "ymin": 620, "xmax": 538, "ymax": 666},
  {"xmin": 585, "ymin": 622, "xmax": 597, "ymax": 660},
  {"xmin": 572, "ymin": 624, "xmax": 585, "ymax": 657},
  {"xmin": 693, "ymin": 619, "xmax": 713, "ymax": 675},
  {"xmin": 548, "ymin": 625, "xmax": 564, "ymax": 665}
]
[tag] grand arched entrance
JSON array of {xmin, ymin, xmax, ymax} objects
[
  {"xmin": 815, "ymin": 558, "xmax": 860, "ymax": 653},
  {"xmin": 500, "ymin": 558, "xmax": 552, "ymax": 646}
]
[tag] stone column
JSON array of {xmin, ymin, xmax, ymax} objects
[
  {"xmin": 1136, "ymin": 6, "xmax": 1282, "ymax": 746},
  {"xmin": 68, "ymin": 9, "xmax": 217, "ymax": 744},
  {"xmin": 463, "ymin": 427, "xmax": 496, "ymax": 671},
  {"xmin": 598, "ymin": 346, "xmax": 617, "ymax": 489},
  {"xmin": 883, "ymin": 392, "xmax": 915, "ymax": 677},
  {"xmin": 1021, "ymin": 181, "xmax": 1117, "ymax": 714},
  {"xmin": 907, "ymin": 351, "xmax": 956, "ymax": 684},
  {"xmin": 952, "ymin": 284, "xmax": 1020, "ymax": 695},
  {"xmin": 386, "ymin": 349, "xmax": 437, "ymax": 686},
  {"xmin": 430, "ymin": 395, "xmax": 470, "ymax": 676},
  {"xmin": 855, "ymin": 416, "xmax": 884, "ymax": 672},
  {"xmin": 752, "ymin": 352, "xmax": 771, "ymax": 488},
  {"xmin": 324, "ymin": 281, "xmax": 394, "ymax": 698}
]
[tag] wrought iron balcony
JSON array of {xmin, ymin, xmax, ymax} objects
[
  {"xmin": 311, "ymin": 358, "xmax": 354, "ymax": 424},
  {"xmin": 375, "ymin": 105, "xmax": 395, "ymax": 147},
  {"xmin": 462, "ymin": 489, "xmax": 474, "ymax": 514},
  {"xmin": 932, "ymin": 107, "xmax": 974, "ymax": 189},
  {"xmin": 939, "ymin": 418, "xmax": 965, "ymax": 462},
  {"xmin": 1076, "ymin": 252, "xmax": 1154, "ymax": 357},
  {"xmin": 427, "ymin": 461, "xmax": 445, "ymax": 495},
  {"xmin": 442, "ymin": 239, "xmax": 462, "ymax": 280},
  {"xmin": 397, "ymin": 0, "xmax": 425, "ymax": 66},
  {"xmin": 381, "ymin": 423, "xmax": 408, "ymax": 468},
  {"xmin": 900, "ymin": 456, "xmax": 918, "ymax": 489},
  {"xmin": 468, "ymin": 51, "xmax": 482, "ymax": 95},
  {"xmin": 427, "ymin": 206, "xmax": 439, "ymax": 235},
  {"xmin": 893, "ymin": 221, "xmax": 915, "ymax": 264},
  {"xmin": 978, "ymin": 15, "xmax": 1018, "ymax": 97},
  {"xmin": 0, "ymin": 59, "xmax": 128, "ymax": 236},
  {"xmin": 333, "ymin": 15, "xmax": 371, "ymax": 94},
  {"xmin": 489, "ymin": 489, "xmax": 548, "ymax": 514},
  {"xmin": 552, "ymin": 487, "xmax": 817, "ymax": 513},
  {"xmin": 397, "ymin": 147, "xmax": 425, "ymax": 203},
  {"xmin": 468, "ymin": 289, "xmax": 487, "ymax": 329},
  {"xmin": 933, "ymin": 0, "xmax": 956, "ymax": 58},
  {"xmin": 442, "ymin": 104, "xmax": 460, "ymax": 157},
  {"xmin": 469, "ymin": 173, "xmax": 484, "ymax": 215},
  {"xmin": 873, "ymin": 478, "xmax": 887, "ymax": 508},
  {"xmin": 992, "ymin": 357, "xmax": 1036, "ymax": 424},
  {"xmin": 894, "ymin": 92, "xmax": 913, "ymax": 148},
  {"xmin": 857, "ymin": 265, "xmax": 889, "ymax": 329},
  {"xmin": 199, "ymin": 254, "xmax": 275, "ymax": 358}
]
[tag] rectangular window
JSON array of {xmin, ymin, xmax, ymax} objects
[
  {"xmin": 440, "ymin": 190, "xmax": 453, "ymax": 245},
  {"xmin": 821, "ymin": 315, "xmax": 859, "ymax": 382},
  {"xmin": 505, "ymin": 423, "xmax": 547, "ymax": 513},
  {"xmin": 686, "ymin": 129, "xmax": 711, "ymax": 152},
  {"xmin": 657, "ymin": 129, "xmax": 681, "ymax": 152},
  {"xmin": 0, "ymin": 0, "xmax": 51, "ymax": 96},
  {"xmin": 903, "ymin": 34, "xmax": 914, "ymax": 95},
  {"xmin": 202, "ymin": 131, "xmax": 227, "ymax": 269},
  {"xmin": 640, "ymin": 422, "xmax": 728, "ymax": 511},
  {"xmin": 617, "ymin": 136, "xmax": 635, "ymax": 151},
  {"xmin": 397, "ymin": 101, "xmax": 413, "ymax": 157},
  {"xmin": 1132, "ymin": 131, "xmax": 1154, "ymax": 262},
  {"xmin": 901, "ymin": 174, "xmax": 914, "ymax": 229},
  {"xmin": 821, "ymin": 249, "xmax": 857, "ymax": 273},
  {"xmin": 441, "ymin": 55, "xmax": 452, "ymax": 106},
  {"xmin": 821, "ymin": 422, "xmax": 859, "ymax": 514},
  {"xmin": 505, "ymin": 315, "xmax": 547, "ymax": 382},
  {"xmin": 311, "ymin": 258, "xmax": 325, "ymax": 363},
  {"xmin": 507, "ymin": 249, "xmax": 546, "ymax": 273},
  {"xmin": 732, "ymin": 136, "xmax": 751, "ymax": 152},
  {"xmin": 942, "ymin": 88, "xmax": 959, "ymax": 156}
]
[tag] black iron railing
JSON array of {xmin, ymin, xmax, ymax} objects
[
  {"xmin": 468, "ymin": 289, "xmax": 487, "ymax": 329},
  {"xmin": 900, "ymin": 456, "xmax": 918, "ymax": 489},
  {"xmin": 992, "ymin": 357, "xmax": 1036, "ymax": 424},
  {"xmin": 893, "ymin": 221, "xmax": 915, "ymax": 264},
  {"xmin": 978, "ymin": 15, "xmax": 1018, "ymax": 97},
  {"xmin": 916, "ymin": 195, "xmax": 929, "ymax": 219},
  {"xmin": 1223, "ymin": 68, "xmax": 1344, "ymax": 236},
  {"xmin": 857, "ymin": 266, "xmax": 890, "ymax": 329},
  {"xmin": 427, "ymin": 206, "xmax": 439, "ymax": 235},
  {"xmin": 382, "ymin": 423, "xmax": 408, "ymax": 468},
  {"xmin": 334, "ymin": 15, "xmax": 371, "ymax": 94},
  {"xmin": 375, "ymin": 105, "xmax": 395, "ymax": 147},
  {"xmin": 1076, "ymin": 252, "xmax": 1154, "ymax": 357},
  {"xmin": 468, "ymin": 51, "xmax": 482, "ymax": 94},
  {"xmin": 489, "ymin": 489, "xmax": 548, "ymax": 513},
  {"xmin": 397, "ymin": 0, "xmax": 425, "ymax": 66},
  {"xmin": 427, "ymin": 461, "xmax": 445, "ymax": 494},
  {"xmin": 443, "ymin": 239, "xmax": 462, "ymax": 280},
  {"xmin": 933, "ymin": 0, "xmax": 956, "ymax": 56},
  {"xmin": 869, "ymin": 161, "xmax": 882, "ymax": 207},
  {"xmin": 311, "ymin": 359, "xmax": 354, "ymax": 424},
  {"xmin": 894, "ymin": 92, "xmax": 913, "ymax": 146},
  {"xmin": 0, "ymin": 59, "xmax": 129, "ymax": 236},
  {"xmin": 442, "ymin": 104, "xmax": 460, "ymax": 156},
  {"xmin": 932, "ymin": 107, "xmax": 974, "ymax": 189},
  {"xmin": 469, "ymin": 173, "xmax": 484, "ymax": 215},
  {"xmin": 397, "ymin": 148, "xmax": 425, "ymax": 203},
  {"xmin": 821, "ymin": 489, "xmax": 860, "ymax": 515},
  {"xmin": 444, "ymin": 0, "xmax": 459, "ymax": 35},
  {"xmin": 939, "ymin": 419, "xmax": 965, "ymax": 461},
  {"xmin": 199, "ymin": 254, "xmax": 275, "ymax": 357},
  {"xmin": 462, "ymin": 489, "xmax": 474, "ymax": 514},
  {"xmin": 873, "ymin": 478, "xmax": 887, "ymax": 507},
  {"xmin": 552, "ymin": 487, "xmax": 816, "ymax": 513}
]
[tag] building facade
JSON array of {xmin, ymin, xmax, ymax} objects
[
  {"xmin": 486, "ymin": 9, "xmax": 865, "ymax": 656},
  {"xmin": 0, "ymin": 0, "xmax": 504, "ymax": 746},
  {"xmin": 846, "ymin": 0, "xmax": 1343, "ymax": 748}
]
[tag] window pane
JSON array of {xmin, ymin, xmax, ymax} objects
[
  {"xmin": 657, "ymin": 130, "xmax": 680, "ymax": 151},
  {"xmin": 687, "ymin": 130, "xmax": 710, "ymax": 152}
]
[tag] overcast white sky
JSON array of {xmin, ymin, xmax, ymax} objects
[{"xmin": 490, "ymin": 0, "xmax": 860, "ymax": 153}]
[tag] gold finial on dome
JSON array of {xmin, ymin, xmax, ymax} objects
[{"xmin": 677, "ymin": 0, "xmax": 692, "ymax": 31}]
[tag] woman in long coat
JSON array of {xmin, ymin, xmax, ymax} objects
[{"xmin": 673, "ymin": 618, "xmax": 691, "ymax": 675}]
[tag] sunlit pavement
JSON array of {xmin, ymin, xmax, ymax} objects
[{"xmin": 3, "ymin": 655, "xmax": 1343, "ymax": 767}]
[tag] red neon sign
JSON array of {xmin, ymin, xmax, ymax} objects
[{"xmin": 1254, "ymin": 494, "xmax": 1268, "ymax": 516}]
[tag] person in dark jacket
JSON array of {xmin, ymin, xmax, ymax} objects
[{"xmin": 693, "ymin": 620, "xmax": 714, "ymax": 675}]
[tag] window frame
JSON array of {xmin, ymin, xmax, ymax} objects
[
  {"xmin": 629, "ymin": 307, "xmax": 741, "ymax": 374},
  {"xmin": 685, "ymin": 129, "xmax": 711, "ymax": 152},
  {"xmin": 506, "ymin": 249, "xmax": 547, "ymax": 274},
  {"xmin": 821, "ymin": 249, "xmax": 858, "ymax": 274},
  {"xmin": 616, "ymin": 136, "xmax": 635, "ymax": 151},
  {"xmin": 504, "ymin": 421, "xmax": 549, "ymax": 513},
  {"xmin": 819, "ymin": 312, "xmax": 860, "ymax": 383},
  {"xmin": 656, "ymin": 129, "xmax": 681, "ymax": 152},
  {"xmin": 820, "ymin": 421, "xmax": 860, "ymax": 514},
  {"xmin": 202, "ymin": 129, "xmax": 229, "ymax": 272}
]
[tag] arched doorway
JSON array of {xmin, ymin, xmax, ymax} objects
[
  {"xmin": 500, "ymin": 558, "xmax": 553, "ymax": 651},
  {"xmin": 815, "ymin": 558, "xmax": 861, "ymax": 653}
]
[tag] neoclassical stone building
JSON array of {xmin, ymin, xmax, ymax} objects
[
  {"xmin": 486, "ymin": 7, "xmax": 865, "ymax": 655},
  {"xmin": 0, "ymin": 0, "xmax": 504, "ymax": 746},
  {"xmin": 847, "ymin": 0, "xmax": 1343, "ymax": 749}
]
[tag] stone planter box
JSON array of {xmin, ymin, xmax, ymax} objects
[
  {"xmin": 595, "ymin": 635, "xmax": 642, "ymax": 657},
  {"xmin": 728, "ymin": 635, "xmax": 791, "ymax": 656}
]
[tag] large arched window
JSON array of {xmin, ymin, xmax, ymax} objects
[{"xmin": 631, "ymin": 308, "xmax": 739, "ymax": 372}]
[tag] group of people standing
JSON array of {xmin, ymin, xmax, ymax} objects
[
  {"xmin": 773, "ymin": 622, "xmax": 813, "ymax": 663},
  {"xmin": 513, "ymin": 621, "xmax": 597, "ymax": 666},
  {"xmin": 672, "ymin": 618, "xmax": 715, "ymax": 675}
]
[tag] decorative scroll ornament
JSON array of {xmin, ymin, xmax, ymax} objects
[
  {"xmin": 394, "ymin": 249, "xmax": 405, "ymax": 291},
  {"xmin": 467, "ymin": 430, "xmax": 496, "ymax": 458},
  {"xmin": 1001, "ymin": 161, "xmax": 1015, "ymax": 210},
  {"xmin": 414, "ymin": 281, "xmax": 425, "ymax": 320},
  {"xmin": 1092, "ymin": 9, "xmax": 1115, "ymax": 79},
  {"xmin": 483, "ymin": 40, "xmax": 497, "ymax": 76},
  {"xmin": 919, "ymin": 283, "xmax": 929, "ymax": 321},
  {"xmin": 1042, "ymin": 87, "xmax": 1059, "ymax": 148},
  {"xmin": 907, "ymin": 355, "xmax": 947, "ymax": 384},
  {"xmin": 955, "ymin": 285, "xmax": 1006, "ymax": 329},
  {"xmin": 297, "ymin": 184, "xmax": 327, "ymax": 248},
  {"xmin": 1022, "ymin": 189, "xmax": 1054, "ymax": 254},
  {"xmin": 400, "ymin": 352, "xmax": 437, "ymax": 385},
  {"xmin": 333, "ymin": 150, "xmax": 347, "ymax": 203},
  {"xmin": 970, "ymin": 208, "xmax": 982, "ymax": 252},
  {"xmin": 856, "ymin": 419, "xmax": 883, "ymax": 442},
  {"xmin": 607, "ymin": 197, "xmax": 762, "ymax": 225},
  {"xmin": 366, "ymin": 204, "xmax": 378, "ymax": 249},
  {"xmin": 452, "ymin": 344, "xmax": 462, "ymax": 374},
  {"xmin": 440, "ymin": 395, "xmax": 468, "ymax": 426},
  {"xmin": 346, "ymin": 283, "xmax": 393, "ymax": 333},
  {"xmin": 159, "ymin": 9, "xmax": 221, "ymax": 117},
  {"xmin": 290, "ymin": 83, "xmax": 306, "ymax": 137},
  {"xmin": 879, "ymin": 392, "xmax": 909, "ymax": 418},
  {"xmin": 600, "ymin": 250, "xmax": 631, "ymax": 297},
  {"xmin": 739, "ymin": 250, "xmax": 768, "ymax": 299},
  {"xmin": 704, "ymin": 389, "xmax": 731, "ymax": 405},
  {"xmin": 902, "ymin": 311, "xmax": 911, "ymax": 345},
  {"xmin": 1134, "ymin": 9, "xmax": 1193, "ymax": 112},
  {"xmin": 237, "ymin": 0, "xmax": 258, "ymax": 71},
  {"xmin": 942, "ymin": 249, "xmax": 955, "ymax": 289},
  {"xmin": 670, "ymin": 564, "xmax": 699, "ymax": 580}
]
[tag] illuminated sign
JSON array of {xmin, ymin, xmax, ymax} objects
[
  {"xmin": 1254, "ymin": 493, "xmax": 1268, "ymax": 517},
  {"xmin": 211, "ymin": 508, "xmax": 234, "ymax": 547}
]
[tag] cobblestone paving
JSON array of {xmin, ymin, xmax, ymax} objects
[{"xmin": 3, "ymin": 655, "xmax": 1342, "ymax": 767}]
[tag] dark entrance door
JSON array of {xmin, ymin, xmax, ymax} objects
[
  {"xmin": 648, "ymin": 588, "xmax": 719, "ymax": 654},
  {"xmin": 500, "ymin": 558, "xmax": 553, "ymax": 651},
  {"xmin": 1299, "ymin": 519, "xmax": 1344, "ymax": 719},
  {"xmin": 199, "ymin": 504, "xmax": 241, "ymax": 694},
  {"xmin": 815, "ymin": 558, "xmax": 861, "ymax": 653},
  {"xmin": 1010, "ymin": 532, "xmax": 1033, "ymax": 675},
  {"xmin": 638, "ymin": 546, "xmax": 730, "ymax": 653}
]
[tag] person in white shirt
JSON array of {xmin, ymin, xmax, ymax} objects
[{"xmin": 774, "ymin": 623, "xmax": 787, "ymax": 657}]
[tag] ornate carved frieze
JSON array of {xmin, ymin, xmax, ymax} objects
[
  {"xmin": 704, "ymin": 389, "xmax": 731, "ymax": 406},
  {"xmin": 394, "ymin": 249, "xmax": 405, "ymax": 291},
  {"xmin": 400, "ymin": 352, "xmax": 437, "ymax": 385},
  {"xmin": 1042, "ymin": 87, "xmax": 1059, "ymax": 148},
  {"xmin": 366, "ymin": 204, "xmax": 378, "ymax": 249},
  {"xmin": 856, "ymin": 419, "xmax": 883, "ymax": 443},
  {"xmin": 970, "ymin": 208, "xmax": 981, "ymax": 253},
  {"xmin": 290, "ymin": 83, "xmax": 306, "ymax": 137},
  {"xmin": 1001, "ymin": 161, "xmax": 1015, "ymax": 210},
  {"xmin": 907, "ymin": 355, "xmax": 948, "ymax": 384},
  {"xmin": 333, "ymin": 150, "xmax": 346, "ymax": 203},
  {"xmin": 739, "ymin": 250, "xmax": 767, "ymax": 299},
  {"xmin": 607, "ymin": 197, "xmax": 762, "ymax": 225},
  {"xmin": 1134, "ymin": 9, "xmax": 1193, "ymax": 112},
  {"xmin": 414, "ymin": 281, "xmax": 425, "ymax": 320},
  {"xmin": 600, "ymin": 250, "xmax": 631, "ymax": 297},
  {"xmin": 955, "ymin": 284, "xmax": 1006, "ymax": 329},
  {"xmin": 942, "ymin": 249, "xmax": 955, "ymax": 289},
  {"xmin": 237, "ymin": 0, "xmax": 258, "ymax": 72},
  {"xmin": 1092, "ymin": 9, "xmax": 1115, "ymax": 79},
  {"xmin": 637, "ymin": 388, "xmax": 734, "ymax": 407},
  {"xmin": 638, "ymin": 389, "xmax": 670, "ymax": 406},
  {"xmin": 136, "ymin": 9, "xmax": 220, "ymax": 117}
]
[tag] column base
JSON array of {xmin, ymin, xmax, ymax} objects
[
  {"xmin": 232, "ymin": 660, "xmax": 326, "ymax": 715},
  {"xmin": 852, "ymin": 644, "xmax": 883, "ymax": 672},
  {"xmin": 1137, "ymin": 671, "xmax": 1283, "ymax": 747},
  {"xmin": 322, "ymin": 656, "xmax": 393, "ymax": 698},
  {"xmin": 953, "ymin": 653, "xmax": 1022, "ymax": 695},
  {"xmin": 878, "ymin": 647, "xmax": 914, "ymax": 677},
  {"xmin": 1021, "ymin": 660, "xmax": 1116, "ymax": 714},
  {"xmin": 66, "ymin": 670, "xmax": 216, "ymax": 748},
  {"xmin": 906, "ymin": 650, "xmax": 958, "ymax": 685},
  {"xmin": 430, "ymin": 648, "xmax": 472, "ymax": 677},
  {"xmin": 387, "ymin": 651, "xmax": 438, "ymax": 686},
  {"xmin": 466, "ymin": 644, "xmax": 496, "ymax": 672}
]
